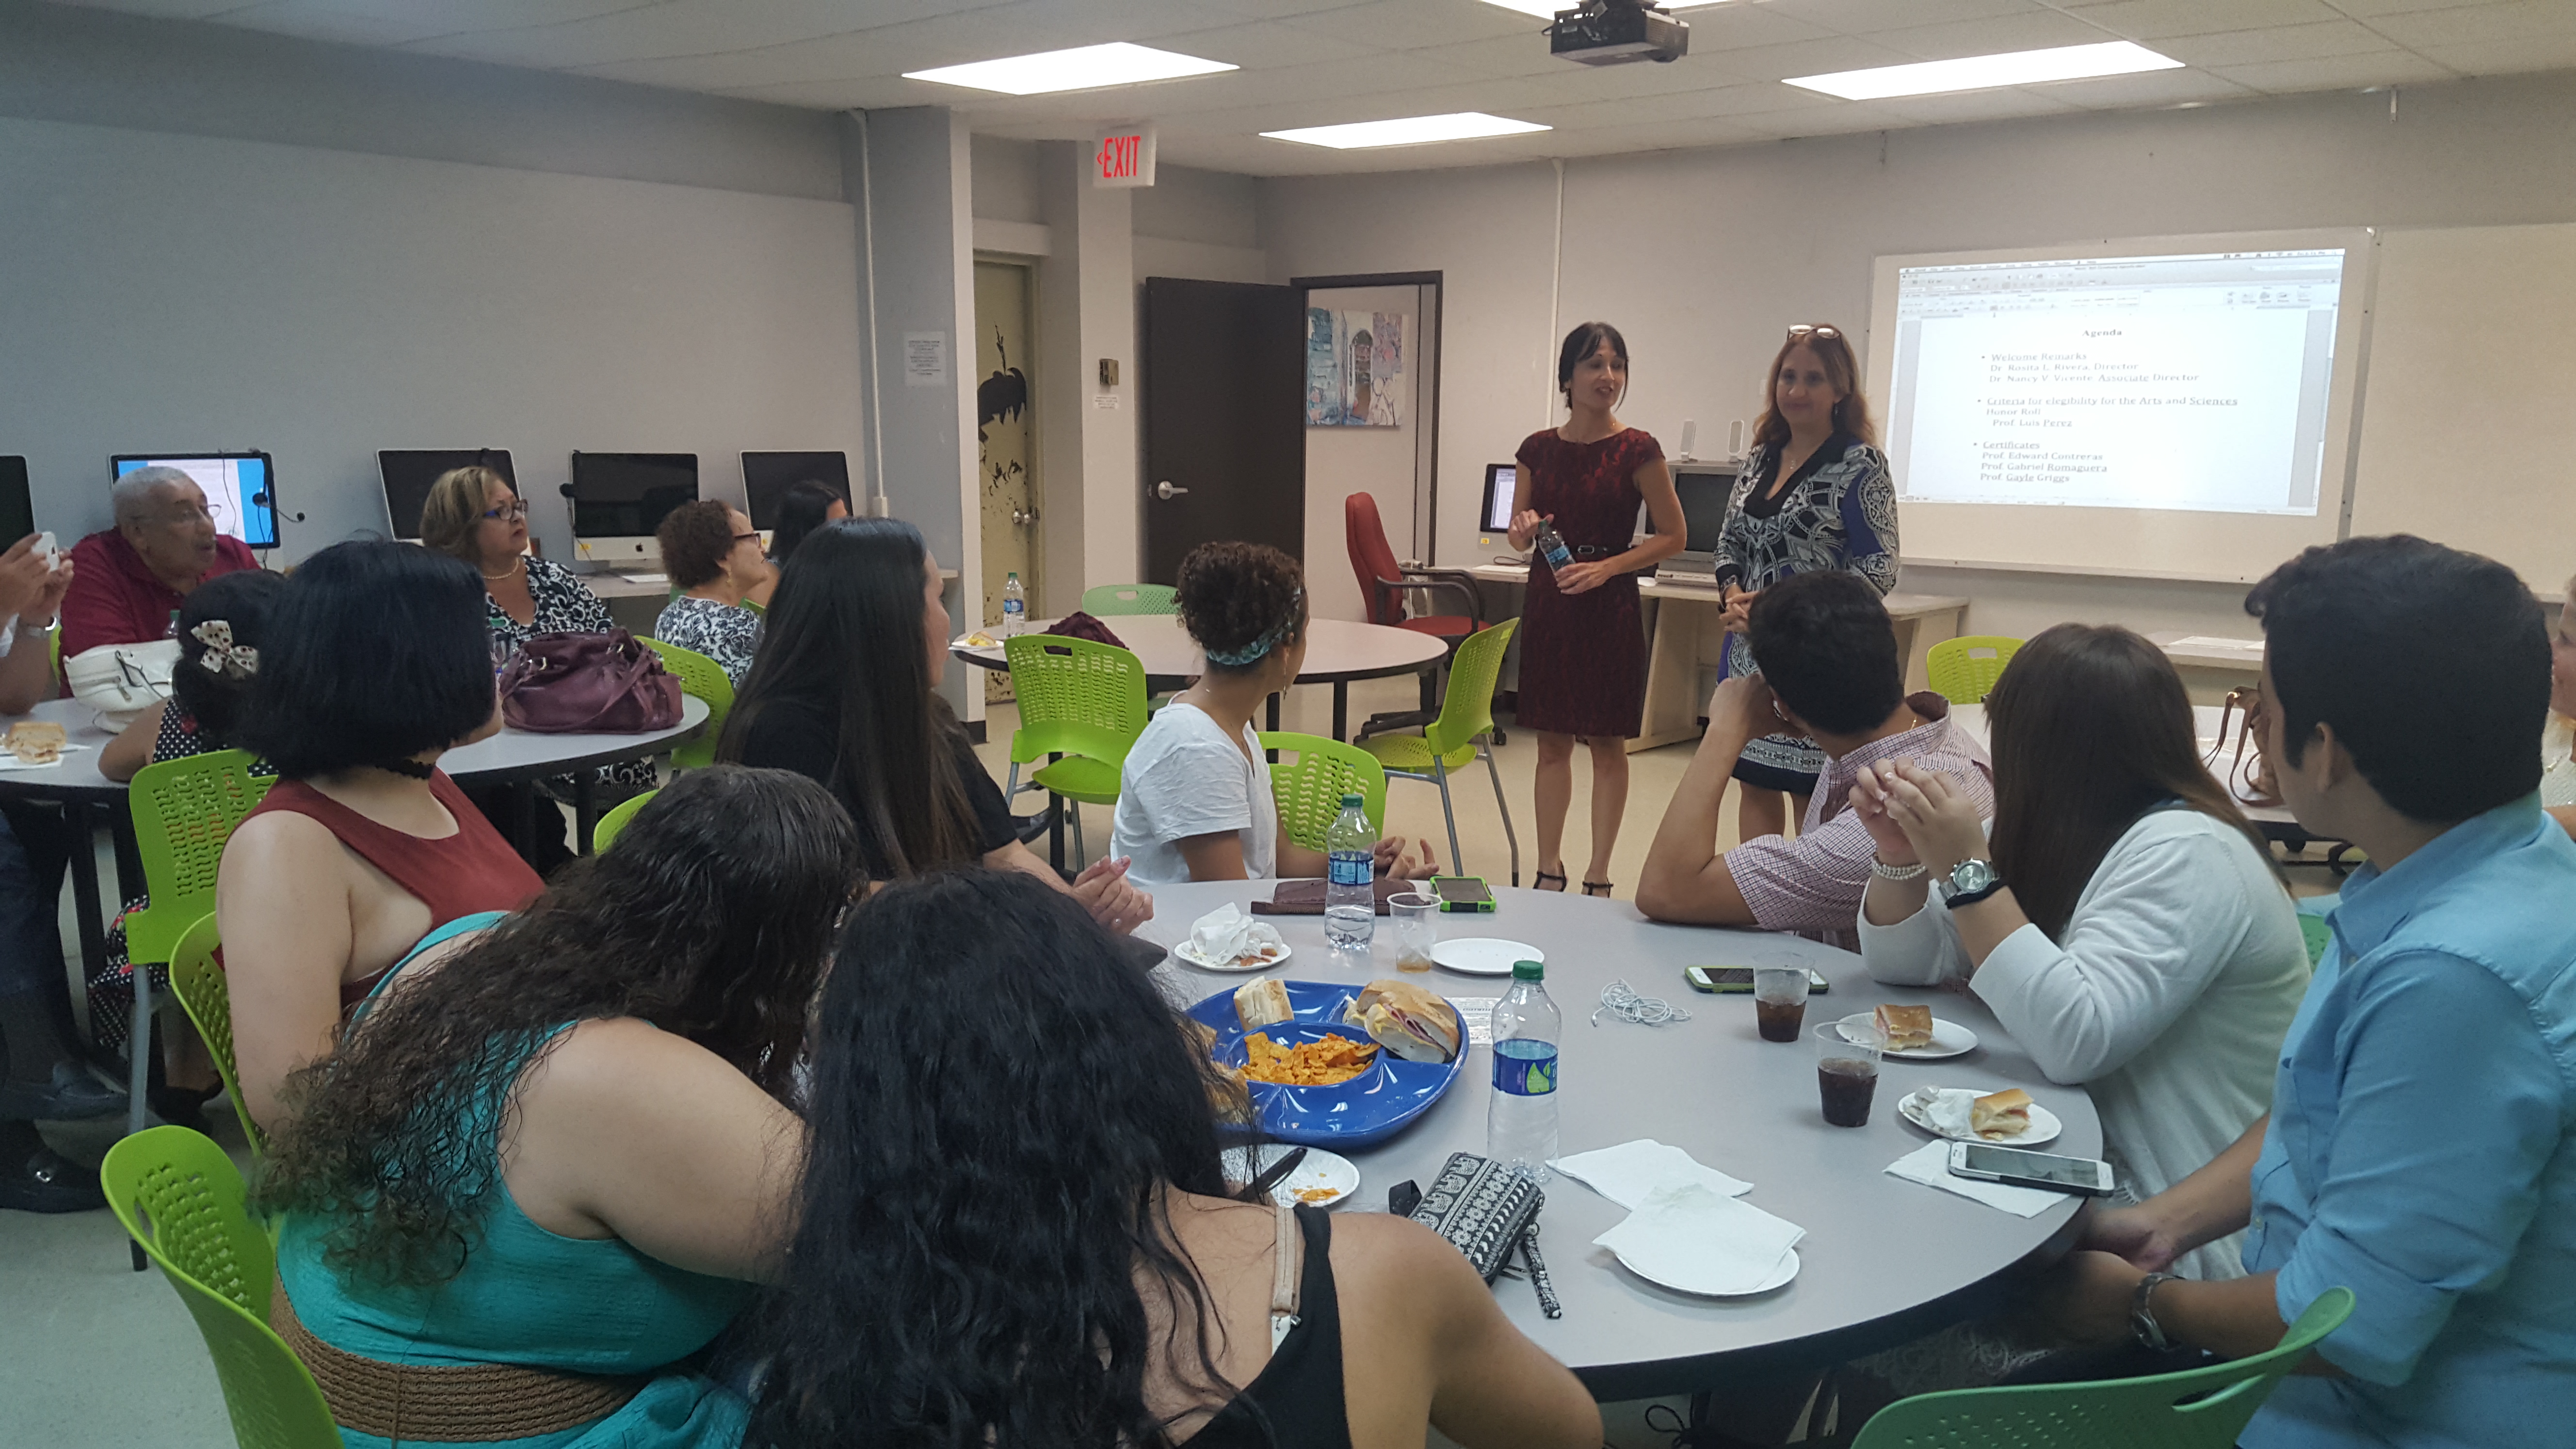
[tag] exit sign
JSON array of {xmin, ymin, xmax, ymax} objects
[{"xmin": 1091, "ymin": 124, "xmax": 1157, "ymax": 189}]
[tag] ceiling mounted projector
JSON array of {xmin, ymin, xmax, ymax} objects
[{"xmin": 1549, "ymin": 0, "xmax": 1689, "ymax": 66}]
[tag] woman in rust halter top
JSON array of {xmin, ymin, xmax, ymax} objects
[{"xmin": 219, "ymin": 542, "xmax": 541, "ymax": 1133}]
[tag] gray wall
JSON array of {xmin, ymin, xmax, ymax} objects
[
  {"xmin": 0, "ymin": 0, "xmax": 866, "ymax": 563},
  {"xmin": 1258, "ymin": 71, "xmax": 2576, "ymax": 646}
]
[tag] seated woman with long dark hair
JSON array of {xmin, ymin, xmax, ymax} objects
[
  {"xmin": 218, "ymin": 542, "xmax": 543, "ymax": 1131},
  {"xmin": 1852, "ymin": 623, "xmax": 2306, "ymax": 1281},
  {"xmin": 721, "ymin": 516, "xmax": 1150, "ymax": 933},
  {"xmin": 256, "ymin": 766, "xmax": 854, "ymax": 1449},
  {"xmin": 748, "ymin": 869, "xmax": 1601, "ymax": 1449}
]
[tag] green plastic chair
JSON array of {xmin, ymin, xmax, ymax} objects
[
  {"xmin": 1361, "ymin": 619, "xmax": 1518, "ymax": 885},
  {"xmin": 2299, "ymin": 914, "xmax": 2333, "ymax": 970},
  {"xmin": 641, "ymin": 637, "xmax": 732, "ymax": 770},
  {"xmin": 1850, "ymin": 1286, "xmax": 2353, "ymax": 1449},
  {"xmin": 125, "ymin": 749, "xmax": 277, "ymax": 1146},
  {"xmin": 99, "ymin": 1126, "xmax": 341, "ymax": 1449},
  {"xmin": 1926, "ymin": 635, "xmax": 2026, "ymax": 706},
  {"xmin": 592, "ymin": 787, "xmax": 657, "ymax": 853},
  {"xmin": 166, "ymin": 914, "xmax": 264, "ymax": 1158},
  {"xmin": 1079, "ymin": 583, "xmax": 1178, "ymax": 616},
  {"xmin": 1259, "ymin": 732, "xmax": 1388, "ymax": 850},
  {"xmin": 1003, "ymin": 634, "xmax": 1150, "ymax": 867}
]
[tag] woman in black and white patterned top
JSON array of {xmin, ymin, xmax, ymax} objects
[
  {"xmin": 652, "ymin": 500, "xmax": 765, "ymax": 685},
  {"xmin": 417, "ymin": 465, "xmax": 654, "ymax": 795}
]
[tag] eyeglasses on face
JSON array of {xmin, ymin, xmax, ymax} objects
[
  {"xmin": 1787, "ymin": 324, "xmax": 1842, "ymax": 341},
  {"xmin": 734, "ymin": 532, "xmax": 762, "ymax": 544},
  {"xmin": 483, "ymin": 501, "xmax": 530, "ymax": 522}
]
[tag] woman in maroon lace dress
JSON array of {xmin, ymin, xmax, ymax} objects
[{"xmin": 1507, "ymin": 322, "xmax": 1685, "ymax": 896}]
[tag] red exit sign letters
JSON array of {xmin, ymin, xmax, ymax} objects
[{"xmin": 1091, "ymin": 124, "xmax": 1157, "ymax": 189}]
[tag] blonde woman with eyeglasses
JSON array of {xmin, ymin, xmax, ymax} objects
[{"xmin": 1713, "ymin": 324, "xmax": 1901, "ymax": 842}]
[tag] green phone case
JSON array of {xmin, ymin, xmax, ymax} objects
[{"xmin": 1429, "ymin": 875, "xmax": 1496, "ymax": 912}]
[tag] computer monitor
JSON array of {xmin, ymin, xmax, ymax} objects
[
  {"xmin": 0, "ymin": 458, "xmax": 30, "ymax": 544},
  {"xmin": 110, "ymin": 453, "xmax": 280, "ymax": 548},
  {"xmin": 1645, "ymin": 463, "xmax": 1736, "ymax": 565},
  {"xmin": 567, "ymin": 451, "xmax": 698, "ymax": 564},
  {"xmin": 741, "ymin": 451, "xmax": 851, "ymax": 531},
  {"xmin": 377, "ymin": 449, "xmax": 515, "ymax": 542},
  {"xmin": 1480, "ymin": 463, "xmax": 1517, "ymax": 534}
]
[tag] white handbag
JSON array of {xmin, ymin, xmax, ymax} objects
[{"xmin": 66, "ymin": 639, "xmax": 179, "ymax": 730}]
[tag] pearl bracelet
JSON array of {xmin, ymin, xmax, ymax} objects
[{"xmin": 1868, "ymin": 858, "xmax": 1927, "ymax": 881}]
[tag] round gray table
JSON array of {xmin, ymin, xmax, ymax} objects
[
  {"xmin": 953, "ymin": 615, "xmax": 1449, "ymax": 741},
  {"xmin": 1134, "ymin": 880, "xmax": 2102, "ymax": 1401}
]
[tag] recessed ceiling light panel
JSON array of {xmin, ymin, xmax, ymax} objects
[
  {"xmin": 1262, "ymin": 112, "xmax": 1552, "ymax": 150},
  {"xmin": 1786, "ymin": 40, "xmax": 2182, "ymax": 101},
  {"xmin": 903, "ymin": 42, "xmax": 1235, "ymax": 96}
]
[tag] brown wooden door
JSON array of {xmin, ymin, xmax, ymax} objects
[{"xmin": 1140, "ymin": 276, "xmax": 1305, "ymax": 582}]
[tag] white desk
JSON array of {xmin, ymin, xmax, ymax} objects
[{"xmin": 1467, "ymin": 562, "xmax": 1969, "ymax": 752}]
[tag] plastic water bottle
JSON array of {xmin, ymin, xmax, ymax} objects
[
  {"xmin": 1001, "ymin": 572, "xmax": 1027, "ymax": 637},
  {"xmin": 1488, "ymin": 960, "xmax": 1562, "ymax": 1181},
  {"xmin": 1323, "ymin": 793, "xmax": 1376, "ymax": 954},
  {"xmin": 1533, "ymin": 522, "xmax": 1574, "ymax": 576}
]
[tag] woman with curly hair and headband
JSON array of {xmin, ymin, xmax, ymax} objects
[
  {"xmin": 1109, "ymin": 542, "xmax": 1436, "ymax": 887},
  {"xmin": 254, "ymin": 765, "xmax": 856, "ymax": 1449}
]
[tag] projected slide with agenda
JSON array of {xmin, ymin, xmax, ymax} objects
[{"xmin": 1884, "ymin": 250, "xmax": 2346, "ymax": 516}]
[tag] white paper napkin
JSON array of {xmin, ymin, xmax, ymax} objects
[
  {"xmin": 1448, "ymin": 997, "xmax": 1497, "ymax": 1046},
  {"xmin": 1188, "ymin": 904, "xmax": 1284, "ymax": 966},
  {"xmin": 1907, "ymin": 1086, "xmax": 1980, "ymax": 1138},
  {"xmin": 1592, "ymin": 1181, "xmax": 1804, "ymax": 1295},
  {"xmin": 1551, "ymin": 1139, "xmax": 1752, "ymax": 1207},
  {"xmin": 1884, "ymin": 1140, "xmax": 2061, "ymax": 1217}
]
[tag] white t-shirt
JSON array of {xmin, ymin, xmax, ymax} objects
[{"xmin": 1110, "ymin": 702, "xmax": 1278, "ymax": 888}]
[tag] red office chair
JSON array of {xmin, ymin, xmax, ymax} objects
[{"xmin": 1345, "ymin": 493, "xmax": 1498, "ymax": 743}]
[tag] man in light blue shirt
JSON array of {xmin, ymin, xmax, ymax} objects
[{"xmin": 2039, "ymin": 535, "xmax": 2576, "ymax": 1449}]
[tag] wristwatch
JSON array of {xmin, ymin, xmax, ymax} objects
[
  {"xmin": 2131, "ymin": 1272, "xmax": 2183, "ymax": 1351},
  {"xmin": 1937, "ymin": 858, "xmax": 2005, "ymax": 908}
]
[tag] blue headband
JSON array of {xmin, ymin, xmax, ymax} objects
[{"xmin": 1203, "ymin": 587, "xmax": 1304, "ymax": 668}]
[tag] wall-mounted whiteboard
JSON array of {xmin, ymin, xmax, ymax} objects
[
  {"xmin": 2346, "ymin": 224, "xmax": 2576, "ymax": 592},
  {"xmin": 1866, "ymin": 228, "xmax": 2375, "ymax": 583}
]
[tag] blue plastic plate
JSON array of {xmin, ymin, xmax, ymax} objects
[{"xmin": 1190, "ymin": 979, "xmax": 1465, "ymax": 1149}]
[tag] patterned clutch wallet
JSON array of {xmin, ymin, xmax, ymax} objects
[{"xmin": 1406, "ymin": 1151, "xmax": 1562, "ymax": 1319}]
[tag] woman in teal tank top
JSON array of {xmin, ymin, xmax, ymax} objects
[{"xmin": 256, "ymin": 766, "xmax": 860, "ymax": 1448}]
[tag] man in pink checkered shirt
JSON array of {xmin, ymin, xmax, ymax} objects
[{"xmin": 1640, "ymin": 572, "xmax": 1993, "ymax": 950}]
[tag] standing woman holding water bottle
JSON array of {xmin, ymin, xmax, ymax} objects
[
  {"xmin": 1509, "ymin": 322, "xmax": 1688, "ymax": 896},
  {"xmin": 1714, "ymin": 324, "xmax": 1900, "ymax": 841}
]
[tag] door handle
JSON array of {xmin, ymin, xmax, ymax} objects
[{"xmin": 1155, "ymin": 480, "xmax": 1189, "ymax": 500}]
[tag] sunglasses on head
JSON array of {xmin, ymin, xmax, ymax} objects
[{"xmin": 1787, "ymin": 324, "xmax": 1842, "ymax": 341}]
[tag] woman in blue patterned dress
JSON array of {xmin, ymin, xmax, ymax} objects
[{"xmin": 1713, "ymin": 325, "xmax": 1900, "ymax": 841}]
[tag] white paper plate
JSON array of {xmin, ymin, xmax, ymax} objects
[
  {"xmin": 1429, "ymin": 938, "xmax": 1541, "ymax": 977},
  {"xmin": 1898, "ymin": 1087, "xmax": 2063, "ymax": 1147},
  {"xmin": 1607, "ymin": 1244, "xmax": 1801, "ymax": 1298},
  {"xmin": 1838, "ymin": 1011, "xmax": 1980, "ymax": 1060},
  {"xmin": 1173, "ymin": 939, "xmax": 1292, "ymax": 973},
  {"xmin": 1226, "ymin": 1143, "xmax": 1359, "ymax": 1208}
]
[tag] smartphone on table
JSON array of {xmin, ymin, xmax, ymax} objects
[
  {"xmin": 1683, "ymin": 966, "xmax": 1828, "ymax": 994},
  {"xmin": 1947, "ymin": 1142, "xmax": 2116, "ymax": 1196},
  {"xmin": 1428, "ymin": 875, "xmax": 1495, "ymax": 913}
]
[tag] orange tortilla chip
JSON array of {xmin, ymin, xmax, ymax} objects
[{"xmin": 1240, "ymin": 1031, "xmax": 1380, "ymax": 1086}]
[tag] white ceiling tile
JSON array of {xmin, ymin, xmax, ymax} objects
[
  {"xmin": 2319, "ymin": 0, "xmax": 2527, "ymax": 16},
  {"xmin": 2157, "ymin": 19, "xmax": 2410, "ymax": 66},
  {"xmin": 1410, "ymin": 29, "xmax": 1584, "ymax": 77},
  {"xmin": 1276, "ymin": 0, "xmax": 1540, "ymax": 51},
  {"xmin": 1662, "ymin": 2, "xmax": 1841, "ymax": 52},
  {"xmin": 2206, "ymin": 48, "xmax": 2458, "ymax": 92},
  {"xmin": 1155, "ymin": 18, "xmax": 1383, "ymax": 68},
  {"xmin": 1865, "ymin": 10, "xmax": 2124, "ymax": 60},
  {"xmin": 214, "ymin": 1, "xmax": 461, "ymax": 46},
  {"xmin": 1518, "ymin": 52, "xmax": 1765, "ymax": 99},
  {"xmin": 1709, "ymin": 32, "xmax": 1937, "ymax": 79},
  {"xmin": 2366, "ymin": 0, "xmax": 2576, "ymax": 48},
  {"xmin": 1762, "ymin": 0, "xmax": 2047, "ymax": 33},
  {"xmin": 49, "ymin": 0, "xmax": 320, "ymax": 16},
  {"xmin": 2063, "ymin": 0, "xmax": 2343, "ymax": 39},
  {"xmin": 1869, "ymin": 86, "xmax": 2084, "ymax": 124},
  {"xmin": 2043, "ymin": 64, "xmax": 2259, "ymax": 108},
  {"xmin": 2411, "ymin": 32, "xmax": 2576, "ymax": 74}
]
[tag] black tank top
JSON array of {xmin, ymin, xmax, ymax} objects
[{"xmin": 1184, "ymin": 1205, "xmax": 1354, "ymax": 1449}]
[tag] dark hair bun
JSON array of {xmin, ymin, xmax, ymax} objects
[{"xmin": 1175, "ymin": 542, "xmax": 1304, "ymax": 671}]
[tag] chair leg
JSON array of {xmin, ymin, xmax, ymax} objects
[
  {"xmin": 1432, "ymin": 759, "xmax": 1463, "ymax": 882},
  {"xmin": 127, "ymin": 960, "xmax": 150, "ymax": 1272},
  {"xmin": 1481, "ymin": 742, "xmax": 1520, "ymax": 888},
  {"xmin": 1071, "ymin": 802, "xmax": 1088, "ymax": 871}
]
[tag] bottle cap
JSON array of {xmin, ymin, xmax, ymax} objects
[
  {"xmin": 1340, "ymin": 793, "xmax": 1363, "ymax": 807},
  {"xmin": 1513, "ymin": 959, "xmax": 1544, "ymax": 981}
]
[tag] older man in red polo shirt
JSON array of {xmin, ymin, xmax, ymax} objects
[{"xmin": 60, "ymin": 466, "xmax": 260, "ymax": 676}]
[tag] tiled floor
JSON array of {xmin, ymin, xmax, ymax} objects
[{"xmin": 0, "ymin": 674, "xmax": 1742, "ymax": 1447}]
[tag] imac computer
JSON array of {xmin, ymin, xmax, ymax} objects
[
  {"xmin": 741, "ymin": 451, "xmax": 851, "ymax": 536},
  {"xmin": 378, "ymin": 449, "xmax": 515, "ymax": 542},
  {"xmin": 567, "ymin": 452, "xmax": 697, "ymax": 564},
  {"xmin": 1645, "ymin": 462, "xmax": 1737, "ymax": 580},
  {"xmin": 110, "ymin": 453, "xmax": 280, "ymax": 548}
]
